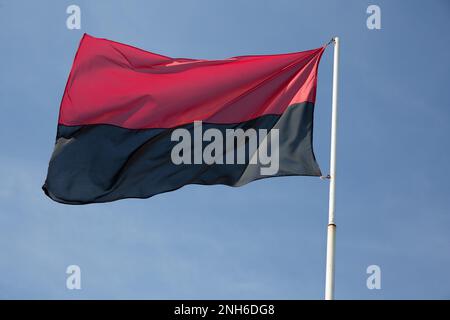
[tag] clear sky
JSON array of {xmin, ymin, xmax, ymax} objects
[{"xmin": 0, "ymin": 0, "xmax": 449, "ymax": 299}]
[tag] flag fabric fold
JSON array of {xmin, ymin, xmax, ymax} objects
[{"xmin": 43, "ymin": 34, "xmax": 324, "ymax": 204}]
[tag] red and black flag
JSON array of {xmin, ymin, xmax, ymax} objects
[{"xmin": 43, "ymin": 34, "xmax": 325, "ymax": 204}]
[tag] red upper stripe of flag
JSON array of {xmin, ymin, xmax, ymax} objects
[{"xmin": 58, "ymin": 34, "xmax": 324, "ymax": 129}]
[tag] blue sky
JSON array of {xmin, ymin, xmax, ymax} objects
[{"xmin": 0, "ymin": 0, "xmax": 449, "ymax": 299}]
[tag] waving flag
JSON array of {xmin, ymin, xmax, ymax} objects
[{"xmin": 43, "ymin": 34, "xmax": 325, "ymax": 204}]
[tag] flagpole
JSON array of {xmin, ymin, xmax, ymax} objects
[{"xmin": 325, "ymin": 36, "xmax": 340, "ymax": 300}]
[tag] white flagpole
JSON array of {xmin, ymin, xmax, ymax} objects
[{"xmin": 325, "ymin": 36, "xmax": 340, "ymax": 300}]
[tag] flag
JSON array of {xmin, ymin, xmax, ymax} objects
[{"xmin": 43, "ymin": 34, "xmax": 324, "ymax": 204}]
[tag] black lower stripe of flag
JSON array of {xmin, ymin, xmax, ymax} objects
[{"xmin": 43, "ymin": 102, "xmax": 320, "ymax": 204}]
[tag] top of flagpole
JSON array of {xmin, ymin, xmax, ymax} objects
[{"xmin": 324, "ymin": 37, "xmax": 338, "ymax": 48}]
